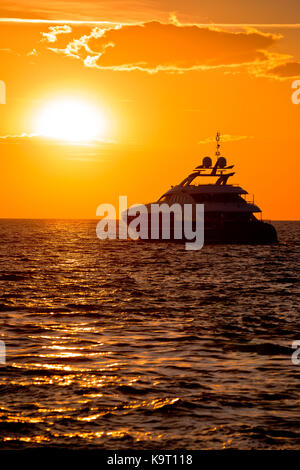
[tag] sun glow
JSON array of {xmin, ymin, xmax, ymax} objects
[{"xmin": 35, "ymin": 98, "xmax": 108, "ymax": 142}]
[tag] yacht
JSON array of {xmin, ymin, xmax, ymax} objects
[{"xmin": 125, "ymin": 133, "xmax": 278, "ymax": 244}]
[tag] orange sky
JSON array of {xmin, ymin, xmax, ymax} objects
[{"xmin": 0, "ymin": 1, "xmax": 300, "ymax": 219}]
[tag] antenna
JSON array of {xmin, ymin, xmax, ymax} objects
[{"xmin": 215, "ymin": 131, "xmax": 221, "ymax": 158}]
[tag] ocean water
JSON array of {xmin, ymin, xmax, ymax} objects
[{"xmin": 0, "ymin": 220, "xmax": 299, "ymax": 450}]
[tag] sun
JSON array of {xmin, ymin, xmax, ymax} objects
[{"xmin": 35, "ymin": 98, "xmax": 108, "ymax": 142}]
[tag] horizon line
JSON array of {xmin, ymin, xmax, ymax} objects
[{"xmin": 0, "ymin": 217, "xmax": 299, "ymax": 222}]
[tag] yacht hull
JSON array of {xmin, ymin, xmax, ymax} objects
[
  {"xmin": 203, "ymin": 221, "xmax": 277, "ymax": 244},
  {"xmin": 126, "ymin": 215, "xmax": 278, "ymax": 245}
]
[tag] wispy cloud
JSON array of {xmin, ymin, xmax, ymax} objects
[
  {"xmin": 1, "ymin": 17, "xmax": 297, "ymax": 79},
  {"xmin": 0, "ymin": 132, "xmax": 38, "ymax": 142},
  {"xmin": 41, "ymin": 25, "xmax": 72, "ymax": 43},
  {"xmin": 0, "ymin": 0, "xmax": 166, "ymax": 23},
  {"xmin": 42, "ymin": 21, "xmax": 282, "ymax": 74},
  {"xmin": 198, "ymin": 134, "xmax": 253, "ymax": 144},
  {"xmin": 2, "ymin": 18, "xmax": 300, "ymax": 29},
  {"xmin": 265, "ymin": 61, "xmax": 300, "ymax": 79},
  {"xmin": 0, "ymin": 133, "xmax": 116, "ymax": 145}
]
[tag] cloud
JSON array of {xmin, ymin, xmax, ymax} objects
[
  {"xmin": 0, "ymin": 132, "xmax": 38, "ymax": 142},
  {"xmin": 198, "ymin": 134, "xmax": 253, "ymax": 144},
  {"xmin": 0, "ymin": 19, "xmax": 291, "ymax": 78},
  {"xmin": 44, "ymin": 21, "xmax": 282, "ymax": 73},
  {"xmin": 2, "ymin": 0, "xmax": 300, "ymax": 26},
  {"xmin": 0, "ymin": 0, "xmax": 165, "ymax": 22},
  {"xmin": 41, "ymin": 25, "xmax": 72, "ymax": 43},
  {"xmin": 266, "ymin": 61, "xmax": 300, "ymax": 79},
  {"xmin": 47, "ymin": 26, "xmax": 108, "ymax": 59},
  {"xmin": 0, "ymin": 133, "xmax": 115, "ymax": 145}
]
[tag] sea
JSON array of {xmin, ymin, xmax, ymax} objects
[{"xmin": 0, "ymin": 220, "xmax": 299, "ymax": 450}]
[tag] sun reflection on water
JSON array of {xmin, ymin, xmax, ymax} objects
[{"xmin": 0, "ymin": 220, "xmax": 299, "ymax": 449}]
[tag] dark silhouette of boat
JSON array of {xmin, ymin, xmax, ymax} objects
[{"xmin": 125, "ymin": 133, "xmax": 278, "ymax": 244}]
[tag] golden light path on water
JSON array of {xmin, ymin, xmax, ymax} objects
[{"xmin": 0, "ymin": 220, "xmax": 299, "ymax": 449}]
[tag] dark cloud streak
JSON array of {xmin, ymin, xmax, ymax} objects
[{"xmin": 45, "ymin": 21, "xmax": 281, "ymax": 72}]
